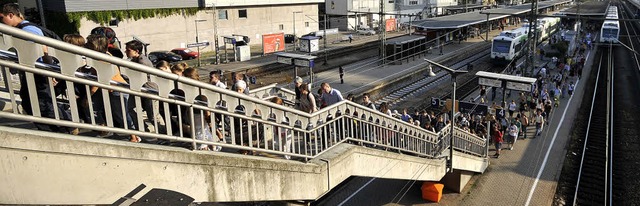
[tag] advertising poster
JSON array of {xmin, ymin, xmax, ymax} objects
[
  {"xmin": 262, "ymin": 33, "xmax": 285, "ymax": 55},
  {"xmin": 385, "ymin": 18, "xmax": 397, "ymax": 32}
]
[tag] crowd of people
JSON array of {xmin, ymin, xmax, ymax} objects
[{"xmin": 1, "ymin": 2, "xmax": 588, "ymax": 160}]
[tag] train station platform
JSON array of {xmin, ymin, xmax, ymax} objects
[
  {"xmin": 198, "ymin": 31, "xmax": 408, "ymax": 75},
  {"xmin": 438, "ymin": 30, "xmax": 596, "ymax": 205},
  {"xmin": 320, "ymin": 22, "xmax": 521, "ymax": 99},
  {"xmin": 411, "ymin": 0, "xmax": 572, "ymax": 29}
]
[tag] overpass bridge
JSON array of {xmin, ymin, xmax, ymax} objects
[{"xmin": 0, "ymin": 23, "xmax": 488, "ymax": 204}]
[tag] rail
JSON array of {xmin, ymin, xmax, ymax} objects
[{"xmin": 0, "ymin": 23, "xmax": 487, "ymax": 161}]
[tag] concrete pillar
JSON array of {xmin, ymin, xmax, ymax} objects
[{"xmin": 440, "ymin": 170, "xmax": 474, "ymax": 193}]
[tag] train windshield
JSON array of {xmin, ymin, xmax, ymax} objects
[
  {"xmin": 492, "ymin": 40, "xmax": 511, "ymax": 53},
  {"xmin": 602, "ymin": 28, "xmax": 618, "ymax": 38}
]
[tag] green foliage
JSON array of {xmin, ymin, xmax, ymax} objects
[{"xmin": 45, "ymin": 8, "xmax": 200, "ymax": 35}]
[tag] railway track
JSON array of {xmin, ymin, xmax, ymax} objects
[
  {"xmin": 246, "ymin": 40, "xmax": 379, "ymax": 86},
  {"xmin": 572, "ymin": 46, "xmax": 613, "ymax": 206},
  {"xmin": 376, "ymin": 44, "xmax": 491, "ymax": 109}
]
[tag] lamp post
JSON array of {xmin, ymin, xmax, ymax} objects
[
  {"xmin": 424, "ymin": 58, "xmax": 468, "ymax": 173},
  {"xmin": 293, "ymin": 11, "xmax": 303, "ymax": 52},
  {"xmin": 194, "ymin": 19, "xmax": 207, "ymax": 67}
]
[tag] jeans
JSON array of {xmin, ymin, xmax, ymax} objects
[
  {"xmin": 110, "ymin": 91, "xmax": 136, "ymax": 131},
  {"xmin": 20, "ymin": 90, "xmax": 72, "ymax": 133},
  {"xmin": 127, "ymin": 95, "xmax": 156, "ymax": 126}
]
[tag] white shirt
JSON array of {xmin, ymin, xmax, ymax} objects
[
  {"xmin": 213, "ymin": 81, "xmax": 227, "ymax": 89},
  {"xmin": 509, "ymin": 102, "xmax": 517, "ymax": 111},
  {"xmin": 536, "ymin": 115, "xmax": 544, "ymax": 124},
  {"xmin": 509, "ymin": 125, "xmax": 518, "ymax": 136}
]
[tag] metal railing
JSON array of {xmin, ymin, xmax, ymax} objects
[{"xmin": 0, "ymin": 23, "xmax": 487, "ymax": 161}]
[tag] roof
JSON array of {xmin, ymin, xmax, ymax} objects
[
  {"xmin": 560, "ymin": 1, "xmax": 609, "ymax": 16},
  {"xmin": 385, "ymin": 35, "xmax": 426, "ymax": 45},
  {"xmin": 409, "ymin": 0, "xmax": 572, "ymax": 29},
  {"xmin": 442, "ymin": 4, "xmax": 490, "ymax": 10},
  {"xmin": 476, "ymin": 71, "xmax": 536, "ymax": 83},
  {"xmin": 276, "ymin": 52, "xmax": 317, "ymax": 60}
]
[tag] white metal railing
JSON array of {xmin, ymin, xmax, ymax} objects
[{"xmin": 0, "ymin": 23, "xmax": 487, "ymax": 161}]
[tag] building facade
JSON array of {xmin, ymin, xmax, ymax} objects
[{"xmin": 19, "ymin": 0, "xmax": 323, "ymax": 52}]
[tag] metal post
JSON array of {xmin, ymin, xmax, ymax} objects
[
  {"xmin": 449, "ymin": 74, "xmax": 456, "ymax": 173},
  {"xmin": 293, "ymin": 12, "xmax": 297, "ymax": 52},
  {"xmin": 324, "ymin": 14, "xmax": 329, "ymax": 65},
  {"xmin": 424, "ymin": 58, "xmax": 467, "ymax": 173},
  {"xmin": 486, "ymin": 121, "xmax": 490, "ymax": 157},
  {"xmin": 379, "ymin": 0, "xmax": 386, "ymax": 66},
  {"xmin": 409, "ymin": 15, "xmax": 413, "ymax": 35},
  {"xmin": 485, "ymin": 13, "xmax": 490, "ymax": 42},
  {"xmin": 502, "ymin": 80, "xmax": 507, "ymax": 111},
  {"xmin": 310, "ymin": 66, "xmax": 314, "ymax": 88},
  {"xmin": 212, "ymin": 3, "xmax": 220, "ymax": 65},
  {"xmin": 195, "ymin": 20, "xmax": 201, "ymax": 67},
  {"xmin": 526, "ymin": 0, "xmax": 538, "ymax": 77}
]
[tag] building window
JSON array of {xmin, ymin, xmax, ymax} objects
[
  {"xmin": 409, "ymin": 0, "xmax": 418, "ymax": 4},
  {"xmin": 279, "ymin": 24, "xmax": 284, "ymax": 30},
  {"xmin": 389, "ymin": 0, "xmax": 394, "ymax": 3},
  {"xmin": 238, "ymin": 9, "xmax": 247, "ymax": 18},
  {"xmin": 305, "ymin": 22, "xmax": 309, "ymax": 27},
  {"xmin": 218, "ymin": 10, "xmax": 227, "ymax": 20}
]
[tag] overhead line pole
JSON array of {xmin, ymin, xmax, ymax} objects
[
  {"xmin": 379, "ymin": 0, "xmax": 386, "ymax": 66},
  {"xmin": 526, "ymin": 0, "xmax": 539, "ymax": 77},
  {"xmin": 211, "ymin": 3, "xmax": 220, "ymax": 65}
]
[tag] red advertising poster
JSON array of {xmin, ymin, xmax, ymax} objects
[
  {"xmin": 262, "ymin": 33, "xmax": 285, "ymax": 55},
  {"xmin": 385, "ymin": 18, "xmax": 397, "ymax": 32}
]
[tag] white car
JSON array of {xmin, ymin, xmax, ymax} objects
[{"xmin": 356, "ymin": 29, "xmax": 376, "ymax": 35}]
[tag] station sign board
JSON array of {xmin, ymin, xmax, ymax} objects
[
  {"xmin": 431, "ymin": 97, "xmax": 444, "ymax": 108},
  {"xmin": 458, "ymin": 101, "xmax": 489, "ymax": 116},
  {"xmin": 294, "ymin": 59, "xmax": 314, "ymax": 68},
  {"xmin": 187, "ymin": 42, "xmax": 210, "ymax": 48},
  {"xmin": 223, "ymin": 37, "xmax": 236, "ymax": 44},
  {"xmin": 506, "ymin": 81, "xmax": 532, "ymax": 92},
  {"xmin": 478, "ymin": 77, "xmax": 502, "ymax": 88}
]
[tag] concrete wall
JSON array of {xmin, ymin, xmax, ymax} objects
[
  {"xmin": 0, "ymin": 126, "xmax": 489, "ymax": 204},
  {"xmin": 206, "ymin": 0, "xmax": 324, "ymax": 7},
  {"xmin": 76, "ymin": 4, "xmax": 320, "ymax": 52},
  {"xmin": 43, "ymin": 0, "xmax": 200, "ymax": 12},
  {"xmin": 326, "ymin": 0, "xmax": 396, "ymax": 15}
]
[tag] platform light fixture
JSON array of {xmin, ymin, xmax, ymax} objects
[{"xmin": 424, "ymin": 58, "xmax": 468, "ymax": 173}]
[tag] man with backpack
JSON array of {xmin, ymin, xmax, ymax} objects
[
  {"xmin": 0, "ymin": 3, "xmax": 74, "ymax": 134},
  {"xmin": 361, "ymin": 93, "xmax": 376, "ymax": 110}
]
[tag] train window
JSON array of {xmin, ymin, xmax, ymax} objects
[
  {"xmin": 238, "ymin": 9, "xmax": 247, "ymax": 19},
  {"xmin": 218, "ymin": 10, "xmax": 228, "ymax": 20}
]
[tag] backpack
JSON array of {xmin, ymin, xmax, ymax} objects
[{"xmin": 17, "ymin": 22, "xmax": 61, "ymax": 40}]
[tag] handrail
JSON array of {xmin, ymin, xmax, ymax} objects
[{"xmin": 0, "ymin": 23, "xmax": 487, "ymax": 161}]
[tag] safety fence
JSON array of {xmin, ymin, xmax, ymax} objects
[{"xmin": 0, "ymin": 23, "xmax": 487, "ymax": 161}]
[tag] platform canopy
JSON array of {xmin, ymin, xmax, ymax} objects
[
  {"xmin": 408, "ymin": 0, "xmax": 571, "ymax": 29},
  {"xmin": 476, "ymin": 71, "xmax": 537, "ymax": 92}
]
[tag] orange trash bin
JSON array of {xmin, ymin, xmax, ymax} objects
[{"xmin": 421, "ymin": 182, "xmax": 444, "ymax": 203}]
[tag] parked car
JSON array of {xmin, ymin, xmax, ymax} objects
[
  {"xmin": 171, "ymin": 48, "xmax": 199, "ymax": 60},
  {"xmin": 284, "ymin": 34, "xmax": 296, "ymax": 43},
  {"xmin": 148, "ymin": 51, "xmax": 182, "ymax": 64},
  {"xmin": 301, "ymin": 32, "xmax": 323, "ymax": 39},
  {"xmin": 356, "ymin": 29, "xmax": 376, "ymax": 35}
]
